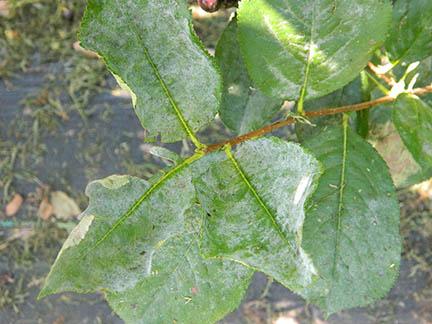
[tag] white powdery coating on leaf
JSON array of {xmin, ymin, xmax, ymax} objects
[
  {"xmin": 80, "ymin": 0, "xmax": 220, "ymax": 141},
  {"xmin": 236, "ymin": 138, "xmax": 320, "ymax": 233}
]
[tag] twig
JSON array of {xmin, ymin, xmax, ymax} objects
[{"xmin": 204, "ymin": 85, "xmax": 432, "ymax": 153}]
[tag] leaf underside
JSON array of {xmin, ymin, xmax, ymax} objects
[
  {"xmin": 237, "ymin": 0, "xmax": 392, "ymax": 100},
  {"xmin": 80, "ymin": 0, "xmax": 220, "ymax": 142},
  {"xmin": 297, "ymin": 123, "xmax": 401, "ymax": 314}
]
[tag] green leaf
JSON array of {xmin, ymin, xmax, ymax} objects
[
  {"xmin": 236, "ymin": 0, "xmax": 391, "ymax": 101},
  {"xmin": 297, "ymin": 119, "xmax": 401, "ymax": 314},
  {"xmin": 39, "ymin": 156, "xmax": 252, "ymax": 323},
  {"xmin": 368, "ymin": 105, "xmax": 431, "ymax": 187},
  {"xmin": 80, "ymin": 0, "xmax": 220, "ymax": 143},
  {"xmin": 415, "ymin": 57, "xmax": 432, "ymax": 105},
  {"xmin": 39, "ymin": 159, "xmax": 198, "ymax": 296},
  {"xmin": 194, "ymin": 137, "xmax": 321, "ymax": 290},
  {"xmin": 216, "ymin": 18, "xmax": 281, "ymax": 134},
  {"xmin": 393, "ymin": 94, "xmax": 432, "ymax": 172},
  {"xmin": 386, "ymin": 0, "xmax": 432, "ymax": 64},
  {"xmin": 106, "ymin": 208, "xmax": 253, "ymax": 324}
]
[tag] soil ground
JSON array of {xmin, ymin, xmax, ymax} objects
[{"xmin": 1, "ymin": 1, "xmax": 431, "ymax": 323}]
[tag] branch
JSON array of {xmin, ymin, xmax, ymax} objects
[{"xmin": 205, "ymin": 85, "xmax": 432, "ymax": 153}]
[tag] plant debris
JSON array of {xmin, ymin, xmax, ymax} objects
[
  {"xmin": 51, "ymin": 191, "xmax": 81, "ymax": 220},
  {"xmin": 5, "ymin": 194, "xmax": 23, "ymax": 217}
]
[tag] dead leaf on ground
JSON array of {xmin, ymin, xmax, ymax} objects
[
  {"xmin": 38, "ymin": 197, "xmax": 54, "ymax": 220},
  {"xmin": 51, "ymin": 191, "xmax": 81, "ymax": 220},
  {"xmin": 5, "ymin": 193, "xmax": 23, "ymax": 217}
]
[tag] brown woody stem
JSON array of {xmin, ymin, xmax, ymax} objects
[{"xmin": 204, "ymin": 85, "xmax": 432, "ymax": 153}]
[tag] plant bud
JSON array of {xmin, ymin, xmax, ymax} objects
[{"xmin": 198, "ymin": 0, "xmax": 220, "ymax": 13}]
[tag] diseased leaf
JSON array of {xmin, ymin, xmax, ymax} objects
[
  {"xmin": 237, "ymin": 0, "xmax": 391, "ymax": 100},
  {"xmin": 393, "ymin": 94, "xmax": 432, "ymax": 173},
  {"xmin": 106, "ymin": 208, "xmax": 253, "ymax": 324},
  {"xmin": 39, "ymin": 163, "xmax": 198, "ymax": 296},
  {"xmin": 40, "ymin": 166, "xmax": 252, "ymax": 323},
  {"xmin": 194, "ymin": 137, "xmax": 321, "ymax": 290},
  {"xmin": 386, "ymin": 0, "xmax": 432, "ymax": 64},
  {"xmin": 216, "ymin": 18, "xmax": 281, "ymax": 134},
  {"xmin": 297, "ymin": 120, "xmax": 401, "ymax": 314},
  {"xmin": 80, "ymin": 0, "xmax": 220, "ymax": 142}
]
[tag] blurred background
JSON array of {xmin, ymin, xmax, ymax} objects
[{"xmin": 0, "ymin": 1, "xmax": 431, "ymax": 323}]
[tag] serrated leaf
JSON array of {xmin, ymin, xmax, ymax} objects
[
  {"xmin": 297, "ymin": 121, "xmax": 401, "ymax": 314},
  {"xmin": 39, "ymin": 158, "xmax": 252, "ymax": 323},
  {"xmin": 106, "ymin": 208, "xmax": 253, "ymax": 324},
  {"xmin": 80, "ymin": 0, "xmax": 220, "ymax": 143},
  {"xmin": 216, "ymin": 18, "xmax": 281, "ymax": 134},
  {"xmin": 194, "ymin": 137, "xmax": 321, "ymax": 290},
  {"xmin": 386, "ymin": 0, "xmax": 432, "ymax": 64},
  {"xmin": 393, "ymin": 94, "xmax": 432, "ymax": 173},
  {"xmin": 237, "ymin": 0, "xmax": 391, "ymax": 100}
]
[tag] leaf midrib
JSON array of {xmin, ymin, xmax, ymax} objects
[
  {"xmin": 81, "ymin": 152, "xmax": 204, "ymax": 257},
  {"xmin": 113, "ymin": 1, "xmax": 202, "ymax": 148},
  {"xmin": 331, "ymin": 115, "xmax": 349, "ymax": 276},
  {"xmin": 297, "ymin": 1, "xmax": 317, "ymax": 109},
  {"xmin": 224, "ymin": 146, "xmax": 296, "ymax": 253}
]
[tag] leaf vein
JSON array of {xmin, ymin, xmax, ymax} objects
[
  {"xmin": 114, "ymin": 0, "xmax": 203, "ymax": 148},
  {"xmin": 224, "ymin": 146, "xmax": 296, "ymax": 253},
  {"xmin": 332, "ymin": 114, "xmax": 349, "ymax": 276},
  {"xmin": 81, "ymin": 152, "xmax": 203, "ymax": 256}
]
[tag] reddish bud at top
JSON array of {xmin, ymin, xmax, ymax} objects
[{"xmin": 198, "ymin": 0, "xmax": 220, "ymax": 13}]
